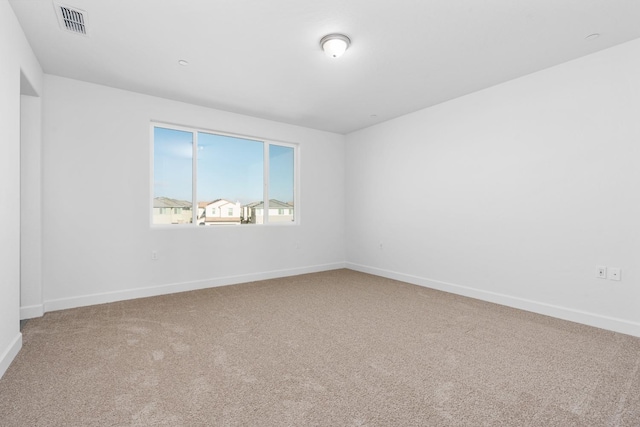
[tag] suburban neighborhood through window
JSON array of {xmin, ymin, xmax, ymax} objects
[{"xmin": 152, "ymin": 124, "xmax": 296, "ymax": 226}]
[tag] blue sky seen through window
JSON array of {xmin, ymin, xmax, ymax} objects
[
  {"xmin": 154, "ymin": 127, "xmax": 294, "ymax": 206},
  {"xmin": 269, "ymin": 144, "xmax": 295, "ymax": 205},
  {"xmin": 153, "ymin": 127, "xmax": 192, "ymax": 202},
  {"xmin": 197, "ymin": 132, "xmax": 263, "ymax": 204}
]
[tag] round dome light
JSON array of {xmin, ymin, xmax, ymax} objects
[{"xmin": 320, "ymin": 34, "xmax": 351, "ymax": 58}]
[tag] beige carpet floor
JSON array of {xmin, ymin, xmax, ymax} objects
[{"xmin": 1, "ymin": 269, "xmax": 639, "ymax": 426}]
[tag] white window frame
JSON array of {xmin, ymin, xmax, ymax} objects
[{"xmin": 150, "ymin": 122, "xmax": 299, "ymax": 227}]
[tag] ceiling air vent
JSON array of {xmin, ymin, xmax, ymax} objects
[{"xmin": 55, "ymin": 4, "xmax": 88, "ymax": 36}]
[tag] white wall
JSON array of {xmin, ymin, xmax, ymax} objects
[
  {"xmin": 0, "ymin": 0, "xmax": 43, "ymax": 378},
  {"xmin": 346, "ymin": 38, "xmax": 640, "ymax": 337},
  {"xmin": 41, "ymin": 75, "xmax": 345, "ymax": 310},
  {"xmin": 21, "ymin": 94, "xmax": 43, "ymax": 319}
]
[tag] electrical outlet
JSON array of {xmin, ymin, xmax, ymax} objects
[
  {"xmin": 151, "ymin": 251, "xmax": 158, "ymax": 261},
  {"xmin": 596, "ymin": 265, "xmax": 607, "ymax": 279},
  {"xmin": 609, "ymin": 267, "xmax": 621, "ymax": 281}
]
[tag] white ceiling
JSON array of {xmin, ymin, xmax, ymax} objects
[{"xmin": 9, "ymin": 0, "xmax": 640, "ymax": 134}]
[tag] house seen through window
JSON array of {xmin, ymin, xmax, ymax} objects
[{"xmin": 152, "ymin": 124, "xmax": 296, "ymax": 226}]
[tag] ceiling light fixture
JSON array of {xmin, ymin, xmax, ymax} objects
[
  {"xmin": 178, "ymin": 59, "xmax": 189, "ymax": 66},
  {"xmin": 320, "ymin": 34, "xmax": 351, "ymax": 58}
]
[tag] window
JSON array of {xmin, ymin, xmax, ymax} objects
[{"xmin": 152, "ymin": 124, "xmax": 297, "ymax": 226}]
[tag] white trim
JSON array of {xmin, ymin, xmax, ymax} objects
[
  {"xmin": 192, "ymin": 130, "xmax": 198, "ymax": 225},
  {"xmin": 20, "ymin": 304, "xmax": 44, "ymax": 319},
  {"xmin": 0, "ymin": 333, "xmax": 22, "ymax": 380},
  {"xmin": 44, "ymin": 262, "xmax": 346, "ymax": 313},
  {"xmin": 346, "ymin": 262, "xmax": 640, "ymax": 338},
  {"xmin": 264, "ymin": 142, "xmax": 270, "ymax": 223},
  {"xmin": 149, "ymin": 123, "xmax": 156, "ymax": 227},
  {"xmin": 294, "ymin": 143, "xmax": 300, "ymax": 224}
]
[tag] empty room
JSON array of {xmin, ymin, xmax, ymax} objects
[{"xmin": 1, "ymin": 0, "xmax": 640, "ymax": 425}]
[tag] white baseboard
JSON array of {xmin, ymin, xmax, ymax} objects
[
  {"xmin": 20, "ymin": 304, "xmax": 44, "ymax": 320},
  {"xmin": 0, "ymin": 333, "xmax": 22, "ymax": 380},
  {"xmin": 44, "ymin": 262, "xmax": 346, "ymax": 313},
  {"xmin": 346, "ymin": 262, "xmax": 640, "ymax": 338}
]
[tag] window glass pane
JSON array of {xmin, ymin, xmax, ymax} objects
[
  {"xmin": 269, "ymin": 144, "xmax": 295, "ymax": 223},
  {"xmin": 153, "ymin": 127, "xmax": 193, "ymax": 225},
  {"xmin": 197, "ymin": 132, "xmax": 263, "ymax": 225}
]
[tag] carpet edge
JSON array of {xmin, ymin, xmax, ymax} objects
[
  {"xmin": 43, "ymin": 262, "xmax": 346, "ymax": 313},
  {"xmin": 346, "ymin": 262, "xmax": 640, "ymax": 338}
]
